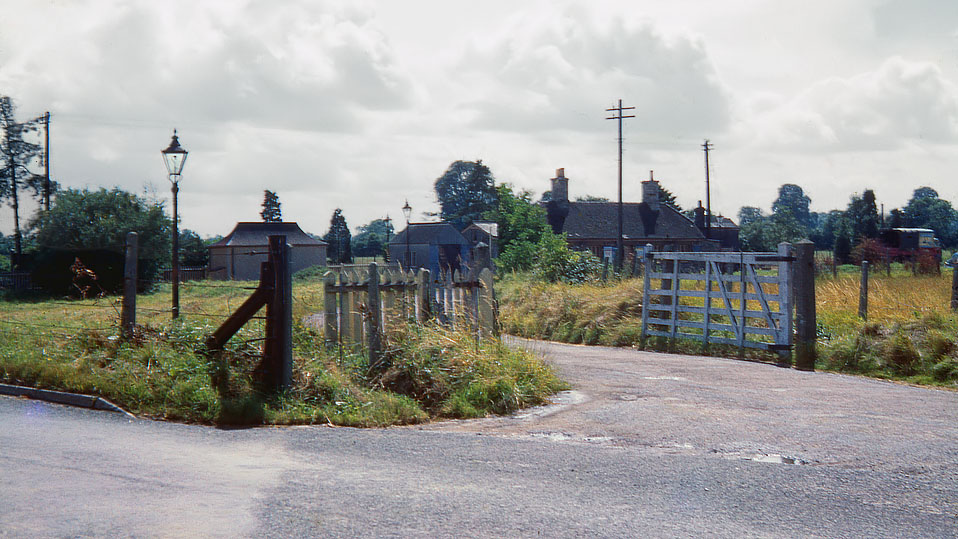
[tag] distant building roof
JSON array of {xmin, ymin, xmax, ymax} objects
[
  {"xmin": 463, "ymin": 221, "xmax": 499, "ymax": 238},
  {"xmin": 389, "ymin": 222, "xmax": 469, "ymax": 246},
  {"xmin": 556, "ymin": 201, "xmax": 705, "ymax": 240},
  {"xmin": 209, "ymin": 222, "xmax": 327, "ymax": 248}
]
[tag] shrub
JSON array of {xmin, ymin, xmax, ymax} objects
[{"xmin": 882, "ymin": 330, "xmax": 921, "ymax": 376}]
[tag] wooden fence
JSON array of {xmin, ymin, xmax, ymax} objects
[
  {"xmin": 0, "ymin": 272, "xmax": 31, "ymax": 290},
  {"xmin": 321, "ymin": 263, "xmax": 496, "ymax": 366}
]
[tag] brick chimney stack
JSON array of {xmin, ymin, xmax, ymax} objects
[{"xmin": 551, "ymin": 168, "xmax": 569, "ymax": 203}]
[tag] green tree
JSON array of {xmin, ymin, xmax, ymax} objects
[
  {"xmin": 845, "ymin": 189, "xmax": 880, "ymax": 241},
  {"xmin": 434, "ymin": 160, "xmax": 498, "ymax": 230},
  {"xmin": 29, "ymin": 187, "xmax": 172, "ymax": 284},
  {"xmin": 260, "ymin": 190, "xmax": 282, "ymax": 222},
  {"xmin": 484, "ymin": 184, "xmax": 553, "ymax": 273},
  {"xmin": 738, "ymin": 210, "xmax": 806, "ymax": 251},
  {"xmin": 323, "ymin": 208, "xmax": 352, "ymax": 264},
  {"xmin": 178, "ymin": 229, "xmax": 209, "ymax": 267},
  {"xmin": 771, "ymin": 184, "xmax": 811, "ymax": 229},
  {"xmin": 657, "ymin": 186, "xmax": 682, "ymax": 212},
  {"xmin": 351, "ymin": 218, "xmax": 393, "ymax": 258},
  {"xmin": 902, "ymin": 186, "xmax": 958, "ymax": 247},
  {"xmin": 1, "ymin": 96, "xmax": 44, "ymax": 261},
  {"xmin": 737, "ymin": 206, "xmax": 764, "ymax": 227}
]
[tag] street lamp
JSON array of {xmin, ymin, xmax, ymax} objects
[
  {"xmin": 402, "ymin": 200, "xmax": 412, "ymax": 269},
  {"xmin": 161, "ymin": 130, "xmax": 188, "ymax": 319},
  {"xmin": 383, "ymin": 214, "xmax": 392, "ymax": 262}
]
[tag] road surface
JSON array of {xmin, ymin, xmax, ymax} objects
[{"xmin": 1, "ymin": 339, "xmax": 956, "ymax": 537}]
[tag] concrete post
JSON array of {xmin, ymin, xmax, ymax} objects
[
  {"xmin": 794, "ymin": 240, "xmax": 817, "ymax": 371},
  {"xmin": 121, "ymin": 232, "xmax": 138, "ymax": 339}
]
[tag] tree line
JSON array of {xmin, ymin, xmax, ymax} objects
[{"xmin": 737, "ymin": 183, "xmax": 958, "ymax": 259}]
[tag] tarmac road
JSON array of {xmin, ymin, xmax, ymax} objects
[{"xmin": 1, "ymin": 339, "xmax": 956, "ymax": 537}]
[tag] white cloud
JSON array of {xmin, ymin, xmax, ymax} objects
[
  {"xmin": 746, "ymin": 56, "xmax": 958, "ymax": 151},
  {"xmin": 451, "ymin": 7, "xmax": 731, "ymax": 140}
]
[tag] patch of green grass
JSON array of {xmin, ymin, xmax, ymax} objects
[{"xmin": 0, "ymin": 280, "xmax": 566, "ymax": 426}]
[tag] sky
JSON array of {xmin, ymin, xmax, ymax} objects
[{"xmin": 2, "ymin": 0, "xmax": 958, "ymax": 238}]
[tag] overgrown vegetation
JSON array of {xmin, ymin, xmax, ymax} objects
[
  {"xmin": 0, "ymin": 281, "xmax": 566, "ymax": 426},
  {"xmin": 498, "ymin": 267, "xmax": 958, "ymax": 388}
]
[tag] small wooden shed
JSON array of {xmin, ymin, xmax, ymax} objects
[{"xmin": 208, "ymin": 222, "xmax": 327, "ymax": 280}]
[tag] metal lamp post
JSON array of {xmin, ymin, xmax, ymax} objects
[
  {"xmin": 402, "ymin": 200, "xmax": 412, "ymax": 269},
  {"xmin": 383, "ymin": 214, "xmax": 392, "ymax": 262},
  {"xmin": 161, "ymin": 130, "xmax": 188, "ymax": 319}
]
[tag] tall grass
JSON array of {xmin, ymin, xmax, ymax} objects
[
  {"xmin": 0, "ymin": 280, "xmax": 566, "ymax": 425},
  {"xmin": 497, "ymin": 270, "xmax": 958, "ymax": 388}
]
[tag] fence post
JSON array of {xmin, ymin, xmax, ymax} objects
[
  {"xmin": 794, "ymin": 240, "xmax": 817, "ymax": 371},
  {"xmin": 478, "ymin": 268, "xmax": 495, "ymax": 336},
  {"xmin": 776, "ymin": 242, "xmax": 793, "ymax": 367},
  {"xmin": 859, "ymin": 260, "xmax": 869, "ymax": 321},
  {"xmin": 323, "ymin": 272, "xmax": 338, "ymax": 345},
  {"xmin": 952, "ymin": 267, "xmax": 958, "ymax": 312},
  {"xmin": 601, "ymin": 257, "xmax": 609, "ymax": 282},
  {"xmin": 367, "ymin": 262, "xmax": 383, "ymax": 371},
  {"xmin": 418, "ymin": 269, "xmax": 431, "ymax": 322},
  {"xmin": 121, "ymin": 232, "xmax": 138, "ymax": 339},
  {"xmin": 640, "ymin": 244, "xmax": 654, "ymax": 345},
  {"xmin": 262, "ymin": 235, "xmax": 292, "ymax": 392}
]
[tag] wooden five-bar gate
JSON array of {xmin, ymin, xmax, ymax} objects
[{"xmin": 641, "ymin": 243, "xmax": 794, "ymax": 362}]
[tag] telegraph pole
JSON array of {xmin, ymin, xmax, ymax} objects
[
  {"xmin": 42, "ymin": 112, "xmax": 50, "ymax": 211},
  {"xmin": 606, "ymin": 99, "xmax": 635, "ymax": 271},
  {"xmin": 702, "ymin": 139, "xmax": 713, "ymax": 240}
]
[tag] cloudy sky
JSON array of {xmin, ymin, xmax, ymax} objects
[{"xmin": 2, "ymin": 0, "xmax": 957, "ymax": 237}]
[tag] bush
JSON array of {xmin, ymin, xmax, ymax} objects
[
  {"xmin": 532, "ymin": 233, "xmax": 602, "ymax": 284},
  {"xmin": 882, "ymin": 330, "xmax": 921, "ymax": 376}
]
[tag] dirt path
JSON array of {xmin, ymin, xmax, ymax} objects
[{"xmin": 421, "ymin": 338, "xmax": 958, "ymax": 475}]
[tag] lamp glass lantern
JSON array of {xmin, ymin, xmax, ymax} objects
[{"xmin": 162, "ymin": 130, "xmax": 188, "ymax": 177}]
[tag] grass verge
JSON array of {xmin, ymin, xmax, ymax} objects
[{"xmin": 0, "ymin": 282, "xmax": 567, "ymax": 426}]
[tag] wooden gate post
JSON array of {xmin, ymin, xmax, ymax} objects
[
  {"xmin": 121, "ymin": 232, "xmax": 138, "ymax": 339},
  {"xmin": 266, "ymin": 235, "xmax": 292, "ymax": 391},
  {"xmin": 367, "ymin": 262, "xmax": 383, "ymax": 371},
  {"xmin": 793, "ymin": 240, "xmax": 817, "ymax": 371},
  {"xmin": 640, "ymin": 244, "xmax": 654, "ymax": 346},
  {"xmin": 858, "ymin": 260, "xmax": 869, "ymax": 321},
  {"xmin": 776, "ymin": 242, "xmax": 794, "ymax": 367}
]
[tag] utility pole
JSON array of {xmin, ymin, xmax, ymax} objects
[
  {"xmin": 702, "ymin": 139, "xmax": 713, "ymax": 240},
  {"xmin": 606, "ymin": 99, "xmax": 635, "ymax": 271},
  {"xmin": 42, "ymin": 112, "xmax": 50, "ymax": 211}
]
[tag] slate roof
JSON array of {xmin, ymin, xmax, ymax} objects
[
  {"xmin": 209, "ymin": 222, "xmax": 327, "ymax": 247},
  {"xmin": 389, "ymin": 222, "xmax": 470, "ymax": 246},
  {"xmin": 463, "ymin": 221, "xmax": 499, "ymax": 238},
  {"xmin": 557, "ymin": 201, "xmax": 706, "ymax": 240}
]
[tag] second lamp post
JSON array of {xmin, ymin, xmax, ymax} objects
[{"xmin": 161, "ymin": 130, "xmax": 188, "ymax": 319}]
